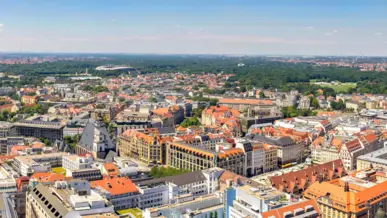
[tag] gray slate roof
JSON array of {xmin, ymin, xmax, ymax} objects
[
  {"xmin": 247, "ymin": 134, "xmax": 295, "ymax": 147},
  {"xmin": 157, "ymin": 127, "xmax": 176, "ymax": 135},
  {"xmin": 78, "ymin": 119, "xmax": 114, "ymax": 151}
]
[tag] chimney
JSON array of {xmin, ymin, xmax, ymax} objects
[{"xmin": 344, "ymin": 181, "xmax": 349, "ymax": 192}]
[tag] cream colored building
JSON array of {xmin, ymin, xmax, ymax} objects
[
  {"xmin": 118, "ymin": 129, "xmax": 169, "ymax": 165},
  {"xmin": 357, "ymin": 147, "xmax": 387, "ymax": 170}
]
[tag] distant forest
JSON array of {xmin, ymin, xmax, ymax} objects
[{"xmin": 0, "ymin": 55, "xmax": 386, "ymax": 94}]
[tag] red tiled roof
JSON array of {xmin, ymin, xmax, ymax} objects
[
  {"xmin": 219, "ymin": 98, "xmax": 273, "ymax": 105},
  {"xmin": 31, "ymin": 172, "xmax": 68, "ymax": 182},
  {"xmin": 261, "ymin": 199, "xmax": 321, "ymax": 218},
  {"xmin": 91, "ymin": 177, "xmax": 138, "ymax": 196},
  {"xmin": 270, "ymin": 159, "xmax": 346, "ymax": 194},
  {"xmin": 103, "ymin": 163, "xmax": 119, "ymax": 176}
]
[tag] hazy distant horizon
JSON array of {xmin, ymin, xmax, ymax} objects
[
  {"xmin": 1, "ymin": 0, "xmax": 387, "ymax": 56},
  {"xmin": 1, "ymin": 51, "xmax": 387, "ymax": 58}
]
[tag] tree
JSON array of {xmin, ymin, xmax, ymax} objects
[
  {"xmin": 311, "ymin": 97, "xmax": 320, "ymax": 109},
  {"xmin": 149, "ymin": 97, "xmax": 158, "ymax": 103},
  {"xmin": 209, "ymin": 98, "xmax": 219, "ymax": 106},
  {"xmin": 40, "ymin": 138, "xmax": 51, "ymax": 146},
  {"xmin": 192, "ymin": 107, "xmax": 204, "ymax": 118},
  {"xmin": 149, "ymin": 166, "xmax": 190, "ymax": 178},
  {"xmin": 330, "ymin": 99, "xmax": 346, "ymax": 111},
  {"xmin": 281, "ymin": 106, "xmax": 317, "ymax": 118},
  {"xmin": 180, "ymin": 117, "xmax": 200, "ymax": 128},
  {"xmin": 259, "ymin": 91, "xmax": 266, "ymax": 98},
  {"xmin": 64, "ymin": 134, "xmax": 80, "ymax": 150}
]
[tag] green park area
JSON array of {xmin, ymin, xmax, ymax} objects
[{"xmin": 310, "ymin": 80, "xmax": 356, "ymax": 92}]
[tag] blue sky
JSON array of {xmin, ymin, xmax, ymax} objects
[{"xmin": 0, "ymin": 0, "xmax": 386, "ymax": 55}]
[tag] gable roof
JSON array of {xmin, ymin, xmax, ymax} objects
[
  {"xmin": 270, "ymin": 159, "xmax": 346, "ymax": 194},
  {"xmin": 77, "ymin": 119, "xmax": 114, "ymax": 155},
  {"xmin": 261, "ymin": 199, "xmax": 320, "ymax": 218},
  {"xmin": 91, "ymin": 177, "xmax": 138, "ymax": 196}
]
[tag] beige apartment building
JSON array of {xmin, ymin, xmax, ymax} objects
[
  {"xmin": 118, "ymin": 128, "xmax": 172, "ymax": 165},
  {"xmin": 167, "ymin": 141, "xmax": 246, "ymax": 176}
]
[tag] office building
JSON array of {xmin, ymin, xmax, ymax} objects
[
  {"xmin": 143, "ymin": 194, "xmax": 223, "ymax": 218},
  {"xmin": 91, "ymin": 177, "xmax": 139, "ymax": 210},
  {"xmin": 26, "ymin": 180, "xmax": 114, "ymax": 218},
  {"xmin": 0, "ymin": 193, "xmax": 18, "ymax": 218},
  {"xmin": 229, "ymin": 184, "xmax": 287, "ymax": 217},
  {"xmin": 62, "ymin": 154, "xmax": 93, "ymax": 172},
  {"xmin": 11, "ymin": 120, "xmax": 64, "ymax": 142},
  {"xmin": 218, "ymin": 98, "xmax": 275, "ymax": 112},
  {"xmin": 70, "ymin": 168, "xmax": 103, "ymax": 181},
  {"xmin": 0, "ymin": 167, "xmax": 17, "ymax": 194},
  {"xmin": 357, "ymin": 147, "xmax": 387, "ymax": 170},
  {"xmin": 13, "ymin": 152, "xmax": 68, "ymax": 176},
  {"xmin": 114, "ymin": 111, "xmax": 152, "ymax": 136},
  {"xmin": 167, "ymin": 142, "xmax": 246, "ymax": 175},
  {"xmin": 118, "ymin": 128, "xmax": 172, "ymax": 165},
  {"xmin": 247, "ymin": 134, "xmax": 304, "ymax": 168},
  {"xmin": 0, "ymin": 122, "xmax": 11, "ymax": 138},
  {"xmin": 136, "ymin": 168, "xmax": 225, "ymax": 209},
  {"xmin": 304, "ymin": 176, "xmax": 387, "ymax": 218}
]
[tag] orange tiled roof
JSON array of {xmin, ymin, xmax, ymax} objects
[
  {"xmin": 304, "ymin": 179, "xmax": 387, "ymax": 213},
  {"xmin": 103, "ymin": 163, "xmax": 119, "ymax": 176},
  {"xmin": 10, "ymin": 146, "xmax": 30, "ymax": 155},
  {"xmin": 218, "ymin": 170, "xmax": 246, "ymax": 185},
  {"xmin": 171, "ymin": 142, "xmax": 215, "ymax": 158},
  {"xmin": 261, "ymin": 199, "xmax": 321, "ymax": 218},
  {"xmin": 91, "ymin": 177, "xmax": 138, "ymax": 196},
  {"xmin": 0, "ymin": 155, "xmax": 16, "ymax": 162},
  {"xmin": 219, "ymin": 98, "xmax": 273, "ymax": 105},
  {"xmin": 270, "ymin": 159, "xmax": 346, "ymax": 194},
  {"xmin": 217, "ymin": 148, "xmax": 244, "ymax": 159},
  {"xmin": 152, "ymin": 107, "xmax": 169, "ymax": 116},
  {"xmin": 344, "ymin": 138, "xmax": 362, "ymax": 152},
  {"xmin": 31, "ymin": 172, "xmax": 68, "ymax": 182},
  {"xmin": 31, "ymin": 142, "xmax": 44, "ymax": 148}
]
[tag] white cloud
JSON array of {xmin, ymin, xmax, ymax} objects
[
  {"xmin": 0, "ymin": 24, "xmax": 3, "ymax": 31},
  {"xmin": 325, "ymin": 29, "xmax": 338, "ymax": 36},
  {"xmin": 305, "ymin": 26, "xmax": 314, "ymax": 30},
  {"xmin": 375, "ymin": 32, "xmax": 383, "ymax": 36},
  {"xmin": 59, "ymin": 37, "xmax": 90, "ymax": 41}
]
